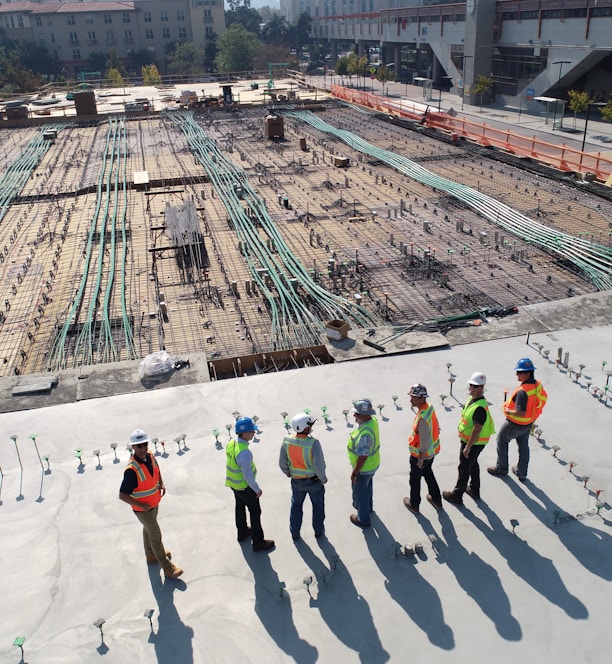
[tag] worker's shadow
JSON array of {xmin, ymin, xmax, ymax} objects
[
  {"xmin": 435, "ymin": 511, "xmax": 522, "ymax": 641},
  {"xmin": 364, "ymin": 514, "xmax": 455, "ymax": 650},
  {"xmin": 462, "ymin": 501, "xmax": 588, "ymax": 620},
  {"xmin": 242, "ymin": 549, "xmax": 318, "ymax": 664},
  {"xmin": 147, "ymin": 567, "xmax": 194, "ymax": 663},
  {"xmin": 295, "ymin": 537, "xmax": 390, "ymax": 663},
  {"xmin": 511, "ymin": 480, "xmax": 612, "ymax": 581}
]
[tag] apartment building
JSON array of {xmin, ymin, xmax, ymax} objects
[{"xmin": 0, "ymin": 0, "xmax": 226, "ymax": 76}]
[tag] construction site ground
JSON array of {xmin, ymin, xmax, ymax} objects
[{"xmin": 1, "ymin": 82, "xmax": 612, "ymax": 391}]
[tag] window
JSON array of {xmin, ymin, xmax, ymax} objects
[
  {"xmin": 146, "ymin": 28, "xmax": 154, "ymax": 39},
  {"xmin": 39, "ymin": 35, "xmax": 46, "ymax": 45},
  {"xmin": 162, "ymin": 26, "xmax": 170, "ymax": 38},
  {"xmin": 106, "ymin": 30, "xmax": 114, "ymax": 43},
  {"xmin": 73, "ymin": 49, "xmax": 81, "ymax": 59},
  {"xmin": 144, "ymin": 11, "xmax": 152, "ymax": 23},
  {"xmin": 88, "ymin": 30, "xmax": 96, "ymax": 42},
  {"xmin": 178, "ymin": 27, "xmax": 187, "ymax": 39},
  {"xmin": 35, "ymin": 16, "xmax": 42, "ymax": 27},
  {"xmin": 69, "ymin": 31, "xmax": 78, "ymax": 43},
  {"xmin": 205, "ymin": 26, "xmax": 213, "ymax": 37},
  {"xmin": 160, "ymin": 10, "xmax": 168, "ymax": 22},
  {"xmin": 85, "ymin": 15, "xmax": 94, "ymax": 25},
  {"xmin": 17, "ymin": 15, "xmax": 24, "ymax": 28},
  {"xmin": 177, "ymin": 9, "xmax": 185, "ymax": 21},
  {"xmin": 50, "ymin": 32, "xmax": 55, "ymax": 43},
  {"xmin": 124, "ymin": 28, "xmax": 133, "ymax": 40},
  {"xmin": 122, "ymin": 11, "xmax": 130, "ymax": 23},
  {"xmin": 67, "ymin": 14, "xmax": 75, "ymax": 25},
  {"xmin": 104, "ymin": 13, "xmax": 112, "ymax": 24}
]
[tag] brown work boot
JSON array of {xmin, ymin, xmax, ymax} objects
[
  {"xmin": 253, "ymin": 539, "xmax": 275, "ymax": 552},
  {"xmin": 163, "ymin": 562, "xmax": 184, "ymax": 579},
  {"xmin": 146, "ymin": 550, "xmax": 171, "ymax": 564}
]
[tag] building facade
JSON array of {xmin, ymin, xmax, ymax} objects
[{"xmin": 0, "ymin": 0, "xmax": 225, "ymax": 76}]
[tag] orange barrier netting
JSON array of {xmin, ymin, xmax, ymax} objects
[{"xmin": 330, "ymin": 84, "xmax": 612, "ymax": 182}]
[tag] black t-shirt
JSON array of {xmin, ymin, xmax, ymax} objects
[
  {"xmin": 119, "ymin": 453, "xmax": 154, "ymax": 495},
  {"xmin": 468, "ymin": 398, "xmax": 487, "ymax": 425},
  {"xmin": 513, "ymin": 378, "xmax": 536, "ymax": 412}
]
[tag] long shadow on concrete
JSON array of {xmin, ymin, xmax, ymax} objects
[
  {"xmin": 242, "ymin": 549, "xmax": 318, "ymax": 663},
  {"xmin": 462, "ymin": 500, "xmax": 588, "ymax": 620},
  {"xmin": 363, "ymin": 513, "xmax": 455, "ymax": 650},
  {"xmin": 147, "ymin": 567, "xmax": 194, "ymax": 663}
]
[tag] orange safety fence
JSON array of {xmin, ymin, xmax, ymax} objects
[{"xmin": 330, "ymin": 84, "xmax": 612, "ymax": 182}]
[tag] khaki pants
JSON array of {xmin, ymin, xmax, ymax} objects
[{"xmin": 134, "ymin": 506, "xmax": 171, "ymax": 568}]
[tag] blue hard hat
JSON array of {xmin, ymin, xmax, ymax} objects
[
  {"xmin": 235, "ymin": 416, "xmax": 257, "ymax": 434},
  {"xmin": 514, "ymin": 357, "xmax": 536, "ymax": 372}
]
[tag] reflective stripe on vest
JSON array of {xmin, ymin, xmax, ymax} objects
[
  {"xmin": 458, "ymin": 398, "xmax": 495, "ymax": 445},
  {"xmin": 126, "ymin": 454, "xmax": 161, "ymax": 512},
  {"xmin": 409, "ymin": 403, "xmax": 440, "ymax": 457},
  {"xmin": 504, "ymin": 380, "xmax": 547, "ymax": 425},
  {"xmin": 225, "ymin": 439, "xmax": 256, "ymax": 490},
  {"xmin": 347, "ymin": 417, "xmax": 380, "ymax": 472},
  {"xmin": 283, "ymin": 435, "xmax": 316, "ymax": 478}
]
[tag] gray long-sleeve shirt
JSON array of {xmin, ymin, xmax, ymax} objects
[{"xmin": 279, "ymin": 435, "xmax": 327, "ymax": 483}]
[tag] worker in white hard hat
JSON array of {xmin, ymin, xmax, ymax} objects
[
  {"xmin": 279, "ymin": 412, "xmax": 328, "ymax": 541},
  {"xmin": 403, "ymin": 384, "xmax": 443, "ymax": 514},
  {"xmin": 119, "ymin": 429, "xmax": 183, "ymax": 579},
  {"xmin": 443, "ymin": 372, "xmax": 495, "ymax": 505}
]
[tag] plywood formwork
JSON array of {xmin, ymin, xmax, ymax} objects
[{"xmin": 0, "ymin": 105, "xmax": 610, "ymax": 379}]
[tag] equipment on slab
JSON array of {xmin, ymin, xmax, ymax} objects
[{"xmin": 264, "ymin": 114, "xmax": 285, "ymax": 139}]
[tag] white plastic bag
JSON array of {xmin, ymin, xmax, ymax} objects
[{"xmin": 138, "ymin": 350, "xmax": 175, "ymax": 379}]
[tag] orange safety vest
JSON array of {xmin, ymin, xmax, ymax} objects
[
  {"xmin": 409, "ymin": 403, "xmax": 440, "ymax": 458},
  {"xmin": 125, "ymin": 454, "xmax": 162, "ymax": 512},
  {"xmin": 283, "ymin": 435, "xmax": 316, "ymax": 478},
  {"xmin": 504, "ymin": 380, "xmax": 548, "ymax": 425}
]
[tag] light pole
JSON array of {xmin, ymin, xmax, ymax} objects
[
  {"xmin": 581, "ymin": 102, "xmax": 606, "ymax": 152},
  {"xmin": 551, "ymin": 60, "xmax": 570, "ymax": 130}
]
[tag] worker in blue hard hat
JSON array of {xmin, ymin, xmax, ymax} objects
[
  {"xmin": 488, "ymin": 358, "xmax": 548, "ymax": 482},
  {"xmin": 225, "ymin": 416, "xmax": 275, "ymax": 552}
]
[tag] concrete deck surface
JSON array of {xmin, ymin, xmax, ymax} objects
[{"xmin": 0, "ymin": 305, "xmax": 610, "ymax": 663}]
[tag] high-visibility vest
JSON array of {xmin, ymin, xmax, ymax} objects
[
  {"xmin": 225, "ymin": 438, "xmax": 256, "ymax": 490},
  {"xmin": 347, "ymin": 417, "xmax": 380, "ymax": 472},
  {"xmin": 458, "ymin": 398, "xmax": 495, "ymax": 445},
  {"xmin": 409, "ymin": 403, "xmax": 440, "ymax": 457},
  {"xmin": 504, "ymin": 380, "xmax": 548, "ymax": 425},
  {"xmin": 282, "ymin": 435, "xmax": 316, "ymax": 478},
  {"xmin": 125, "ymin": 454, "xmax": 162, "ymax": 512}
]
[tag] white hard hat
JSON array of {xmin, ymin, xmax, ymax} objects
[
  {"xmin": 130, "ymin": 429, "xmax": 150, "ymax": 445},
  {"xmin": 291, "ymin": 412, "xmax": 317, "ymax": 433},
  {"xmin": 408, "ymin": 384, "xmax": 428, "ymax": 398},
  {"xmin": 468, "ymin": 372, "xmax": 487, "ymax": 386}
]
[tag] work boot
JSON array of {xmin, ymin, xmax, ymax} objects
[
  {"xmin": 466, "ymin": 487, "xmax": 480, "ymax": 500},
  {"xmin": 253, "ymin": 539, "xmax": 275, "ymax": 552},
  {"xmin": 146, "ymin": 550, "xmax": 171, "ymax": 564},
  {"xmin": 426, "ymin": 494, "xmax": 443, "ymax": 510},
  {"xmin": 487, "ymin": 466, "xmax": 507, "ymax": 477},
  {"xmin": 442, "ymin": 490, "xmax": 463, "ymax": 505},
  {"xmin": 403, "ymin": 497, "xmax": 420, "ymax": 514},
  {"xmin": 164, "ymin": 562, "xmax": 184, "ymax": 579}
]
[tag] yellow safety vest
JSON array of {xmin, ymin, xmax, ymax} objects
[
  {"xmin": 458, "ymin": 398, "xmax": 495, "ymax": 445},
  {"xmin": 409, "ymin": 403, "xmax": 440, "ymax": 457},
  {"xmin": 282, "ymin": 435, "xmax": 316, "ymax": 478},
  {"xmin": 347, "ymin": 417, "xmax": 380, "ymax": 472},
  {"xmin": 225, "ymin": 439, "xmax": 256, "ymax": 490}
]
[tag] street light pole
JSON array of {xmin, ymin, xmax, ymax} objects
[
  {"xmin": 551, "ymin": 60, "xmax": 570, "ymax": 130},
  {"xmin": 581, "ymin": 102, "xmax": 606, "ymax": 152}
]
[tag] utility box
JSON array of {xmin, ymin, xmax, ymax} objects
[
  {"xmin": 74, "ymin": 90, "xmax": 97, "ymax": 116},
  {"xmin": 333, "ymin": 156, "xmax": 350, "ymax": 168},
  {"xmin": 264, "ymin": 114, "xmax": 284, "ymax": 139},
  {"xmin": 325, "ymin": 319, "xmax": 350, "ymax": 341}
]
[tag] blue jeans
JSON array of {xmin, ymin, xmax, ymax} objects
[
  {"xmin": 496, "ymin": 420, "xmax": 532, "ymax": 478},
  {"xmin": 352, "ymin": 473, "xmax": 374, "ymax": 526},
  {"xmin": 290, "ymin": 477, "xmax": 325, "ymax": 536}
]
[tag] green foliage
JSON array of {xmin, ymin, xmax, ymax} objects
[
  {"xmin": 225, "ymin": 6, "xmax": 262, "ymax": 36},
  {"xmin": 568, "ymin": 90, "xmax": 592, "ymax": 128},
  {"xmin": 0, "ymin": 34, "xmax": 52, "ymax": 91},
  {"xmin": 167, "ymin": 42, "xmax": 205, "ymax": 75},
  {"xmin": 335, "ymin": 56, "xmax": 349, "ymax": 77},
  {"xmin": 130, "ymin": 48, "xmax": 156, "ymax": 70},
  {"xmin": 142, "ymin": 64, "xmax": 161, "ymax": 85},
  {"xmin": 601, "ymin": 100, "xmax": 612, "ymax": 122},
  {"xmin": 87, "ymin": 51, "xmax": 108, "ymax": 73},
  {"xmin": 472, "ymin": 74, "xmax": 492, "ymax": 110},
  {"xmin": 261, "ymin": 15, "xmax": 289, "ymax": 46},
  {"xmin": 215, "ymin": 23, "xmax": 261, "ymax": 73},
  {"xmin": 375, "ymin": 63, "xmax": 395, "ymax": 93},
  {"xmin": 106, "ymin": 67, "xmax": 124, "ymax": 88},
  {"xmin": 106, "ymin": 48, "xmax": 127, "ymax": 77}
]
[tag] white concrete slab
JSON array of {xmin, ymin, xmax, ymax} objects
[{"xmin": 0, "ymin": 326, "xmax": 610, "ymax": 662}]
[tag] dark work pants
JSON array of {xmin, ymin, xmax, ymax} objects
[
  {"xmin": 409, "ymin": 455, "xmax": 441, "ymax": 507},
  {"xmin": 452, "ymin": 442, "xmax": 485, "ymax": 498},
  {"xmin": 232, "ymin": 487, "xmax": 264, "ymax": 545}
]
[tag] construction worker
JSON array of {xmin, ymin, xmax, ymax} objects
[
  {"xmin": 347, "ymin": 399, "xmax": 380, "ymax": 527},
  {"xmin": 119, "ymin": 429, "xmax": 183, "ymax": 579},
  {"xmin": 279, "ymin": 412, "xmax": 328, "ymax": 541},
  {"xmin": 443, "ymin": 372, "xmax": 495, "ymax": 505},
  {"xmin": 226, "ymin": 417, "xmax": 275, "ymax": 552},
  {"xmin": 488, "ymin": 357, "xmax": 548, "ymax": 482},
  {"xmin": 403, "ymin": 384, "xmax": 443, "ymax": 514}
]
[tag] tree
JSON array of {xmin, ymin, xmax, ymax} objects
[
  {"xmin": 291, "ymin": 13, "xmax": 313, "ymax": 53},
  {"xmin": 225, "ymin": 6, "xmax": 262, "ymax": 36},
  {"xmin": 204, "ymin": 36, "xmax": 218, "ymax": 71},
  {"xmin": 167, "ymin": 42, "xmax": 205, "ymax": 76},
  {"xmin": 215, "ymin": 24, "xmax": 261, "ymax": 73},
  {"xmin": 87, "ymin": 51, "xmax": 108, "ymax": 74},
  {"xmin": 375, "ymin": 64, "xmax": 395, "ymax": 95},
  {"xmin": 335, "ymin": 55, "xmax": 349, "ymax": 80},
  {"xmin": 260, "ymin": 15, "xmax": 289, "ymax": 46},
  {"xmin": 600, "ymin": 100, "xmax": 612, "ymax": 122},
  {"xmin": 106, "ymin": 67, "xmax": 124, "ymax": 88},
  {"xmin": 105, "ymin": 48, "xmax": 127, "ymax": 77},
  {"xmin": 142, "ymin": 63, "xmax": 161, "ymax": 85},
  {"xmin": 472, "ymin": 74, "xmax": 492, "ymax": 111},
  {"xmin": 129, "ymin": 48, "xmax": 156, "ymax": 71},
  {"xmin": 567, "ymin": 90, "xmax": 591, "ymax": 129}
]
